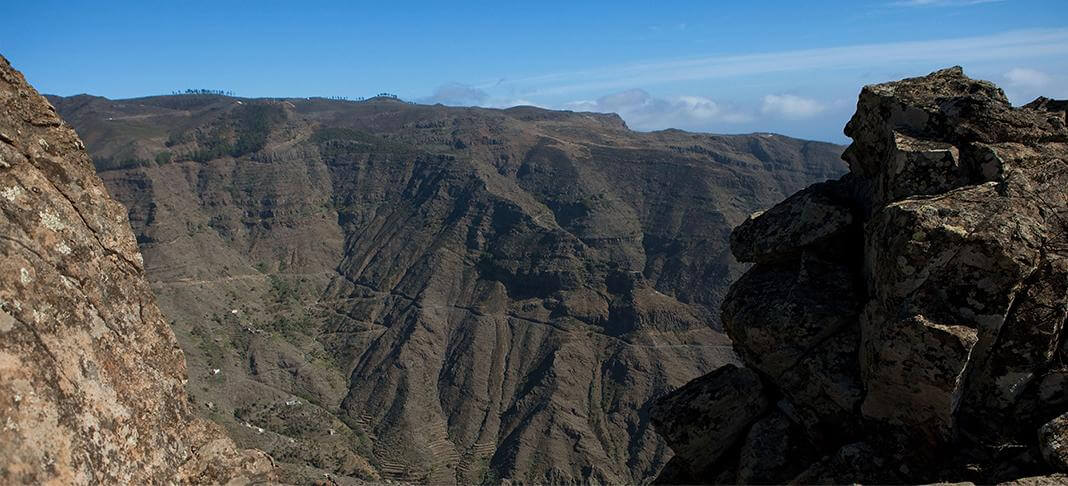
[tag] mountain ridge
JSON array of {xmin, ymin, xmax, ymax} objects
[{"xmin": 50, "ymin": 88, "xmax": 846, "ymax": 484}]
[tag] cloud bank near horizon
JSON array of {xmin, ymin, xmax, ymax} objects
[{"xmin": 420, "ymin": 28, "xmax": 1068, "ymax": 142}]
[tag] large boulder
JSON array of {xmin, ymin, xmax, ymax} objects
[
  {"xmin": 775, "ymin": 328, "xmax": 864, "ymax": 445},
  {"xmin": 730, "ymin": 179, "xmax": 856, "ymax": 264},
  {"xmin": 649, "ymin": 365, "xmax": 770, "ymax": 479},
  {"xmin": 722, "ymin": 252, "xmax": 860, "ymax": 381},
  {"xmin": 735, "ymin": 409, "xmax": 817, "ymax": 484},
  {"xmin": 960, "ymin": 255, "xmax": 1068, "ymax": 445},
  {"xmin": 1040, "ymin": 413, "xmax": 1068, "ymax": 472},
  {"xmin": 653, "ymin": 67, "xmax": 1068, "ymax": 483},
  {"xmin": 842, "ymin": 66, "xmax": 1067, "ymax": 210},
  {"xmin": 721, "ymin": 252, "xmax": 865, "ymax": 444},
  {"xmin": 0, "ymin": 56, "xmax": 272, "ymax": 483}
]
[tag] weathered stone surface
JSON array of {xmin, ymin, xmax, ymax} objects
[
  {"xmin": 730, "ymin": 179, "xmax": 855, "ymax": 263},
  {"xmin": 789, "ymin": 441, "xmax": 905, "ymax": 485},
  {"xmin": 860, "ymin": 311, "xmax": 978, "ymax": 444},
  {"xmin": 1023, "ymin": 96, "xmax": 1068, "ymax": 120},
  {"xmin": 1039, "ymin": 370, "xmax": 1068, "ymax": 415},
  {"xmin": 1040, "ymin": 413, "xmax": 1068, "ymax": 472},
  {"xmin": 0, "ymin": 55, "xmax": 271, "ymax": 484},
  {"xmin": 722, "ymin": 246, "xmax": 865, "ymax": 445},
  {"xmin": 722, "ymin": 252, "xmax": 861, "ymax": 381},
  {"xmin": 776, "ymin": 328, "xmax": 864, "ymax": 444},
  {"xmin": 843, "ymin": 67, "xmax": 1068, "ymax": 210},
  {"xmin": 736, "ymin": 409, "xmax": 816, "ymax": 484},
  {"xmin": 649, "ymin": 365, "xmax": 770, "ymax": 477},
  {"xmin": 879, "ymin": 133, "xmax": 965, "ymax": 202},
  {"xmin": 961, "ymin": 255, "xmax": 1068, "ymax": 444},
  {"xmin": 997, "ymin": 473, "xmax": 1068, "ymax": 485},
  {"xmin": 860, "ymin": 148, "xmax": 1063, "ymax": 446},
  {"xmin": 853, "ymin": 69, "xmax": 1067, "ymax": 452},
  {"xmin": 654, "ymin": 67, "xmax": 1068, "ymax": 484}
]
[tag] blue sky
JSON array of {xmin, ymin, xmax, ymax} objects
[{"xmin": 3, "ymin": 1, "xmax": 1067, "ymax": 142}]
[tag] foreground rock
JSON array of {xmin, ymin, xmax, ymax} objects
[
  {"xmin": 0, "ymin": 56, "xmax": 272, "ymax": 484},
  {"xmin": 649, "ymin": 365, "xmax": 770, "ymax": 480},
  {"xmin": 1040, "ymin": 413, "xmax": 1068, "ymax": 472},
  {"xmin": 653, "ymin": 67, "xmax": 1068, "ymax": 483}
]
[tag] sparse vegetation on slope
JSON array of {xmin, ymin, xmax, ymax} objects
[{"xmin": 51, "ymin": 90, "xmax": 846, "ymax": 484}]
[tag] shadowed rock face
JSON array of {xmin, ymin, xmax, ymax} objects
[
  {"xmin": 652, "ymin": 67, "xmax": 1068, "ymax": 484},
  {"xmin": 47, "ymin": 85, "xmax": 845, "ymax": 482},
  {"xmin": 0, "ymin": 57, "xmax": 271, "ymax": 484}
]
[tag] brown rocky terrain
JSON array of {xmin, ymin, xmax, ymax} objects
[
  {"xmin": 651, "ymin": 67, "xmax": 1068, "ymax": 484},
  {"xmin": 0, "ymin": 56, "xmax": 273, "ymax": 484},
  {"xmin": 46, "ymin": 83, "xmax": 845, "ymax": 482}
]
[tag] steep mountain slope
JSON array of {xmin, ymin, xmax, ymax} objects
[
  {"xmin": 651, "ymin": 68, "xmax": 1068, "ymax": 484},
  {"xmin": 0, "ymin": 57, "xmax": 271, "ymax": 484},
  {"xmin": 50, "ymin": 91, "xmax": 845, "ymax": 483}
]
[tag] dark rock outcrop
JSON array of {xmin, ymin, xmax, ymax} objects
[
  {"xmin": 653, "ymin": 67, "xmax": 1068, "ymax": 484},
  {"xmin": 649, "ymin": 365, "xmax": 771, "ymax": 480},
  {"xmin": 0, "ymin": 56, "xmax": 272, "ymax": 484}
]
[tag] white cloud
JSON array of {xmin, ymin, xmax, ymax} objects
[
  {"xmin": 482, "ymin": 28, "xmax": 1068, "ymax": 97},
  {"xmin": 419, "ymin": 83, "xmax": 488, "ymax": 106},
  {"xmin": 565, "ymin": 100, "xmax": 598, "ymax": 111},
  {"xmin": 489, "ymin": 99, "xmax": 541, "ymax": 108},
  {"xmin": 681, "ymin": 96, "xmax": 754, "ymax": 123},
  {"xmin": 1000, "ymin": 67, "xmax": 1066, "ymax": 105},
  {"xmin": 761, "ymin": 94, "xmax": 826, "ymax": 119},
  {"xmin": 889, "ymin": 0, "xmax": 1005, "ymax": 6},
  {"xmin": 1004, "ymin": 67, "xmax": 1052, "ymax": 88},
  {"xmin": 419, "ymin": 84, "xmax": 542, "ymax": 109},
  {"xmin": 564, "ymin": 89, "xmax": 752, "ymax": 130}
]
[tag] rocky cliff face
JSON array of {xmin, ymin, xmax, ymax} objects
[
  {"xmin": 48, "ymin": 88, "xmax": 845, "ymax": 483},
  {"xmin": 0, "ymin": 56, "xmax": 272, "ymax": 484},
  {"xmin": 651, "ymin": 67, "xmax": 1068, "ymax": 484}
]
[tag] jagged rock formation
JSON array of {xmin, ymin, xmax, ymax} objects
[
  {"xmin": 0, "ymin": 56, "xmax": 272, "ymax": 484},
  {"xmin": 47, "ymin": 86, "xmax": 846, "ymax": 483},
  {"xmin": 651, "ymin": 67, "xmax": 1068, "ymax": 484}
]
